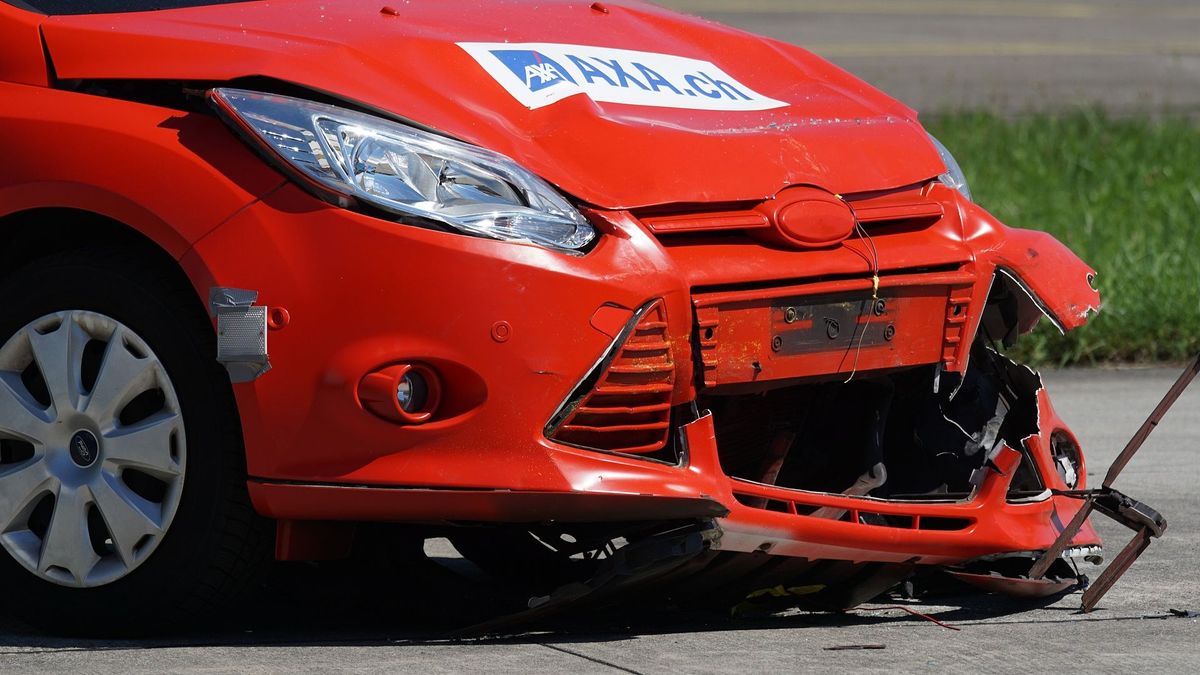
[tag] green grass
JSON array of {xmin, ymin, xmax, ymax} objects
[{"xmin": 924, "ymin": 111, "xmax": 1200, "ymax": 366}]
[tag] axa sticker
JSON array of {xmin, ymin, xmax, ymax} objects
[{"xmin": 457, "ymin": 42, "xmax": 787, "ymax": 112}]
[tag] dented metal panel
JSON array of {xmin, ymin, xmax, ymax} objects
[{"xmin": 37, "ymin": 0, "xmax": 943, "ymax": 208}]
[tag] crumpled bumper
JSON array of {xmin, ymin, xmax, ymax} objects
[
  {"xmin": 248, "ymin": 378, "xmax": 1100, "ymax": 567},
  {"xmin": 186, "ymin": 182, "xmax": 1103, "ymax": 568}
]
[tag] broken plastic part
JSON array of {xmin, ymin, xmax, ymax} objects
[
  {"xmin": 458, "ymin": 521, "xmax": 717, "ymax": 635},
  {"xmin": 983, "ymin": 227, "xmax": 1102, "ymax": 334},
  {"xmin": 705, "ymin": 337, "xmax": 1045, "ymax": 503},
  {"xmin": 947, "ymin": 568, "xmax": 1079, "ymax": 599},
  {"xmin": 809, "ymin": 463, "xmax": 887, "ymax": 521}
]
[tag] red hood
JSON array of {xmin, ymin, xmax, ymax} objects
[{"xmin": 41, "ymin": 0, "xmax": 944, "ymax": 209}]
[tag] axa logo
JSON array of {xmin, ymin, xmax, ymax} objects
[
  {"xmin": 490, "ymin": 49, "xmax": 577, "ymax": 93},
  {"xmin": 460, "ymin": 42, "xmax": 787, "ymax": 112}
]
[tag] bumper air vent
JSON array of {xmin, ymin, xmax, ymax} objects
[{"xmin": 546, "ymin": 299, "xmax": 676, "ymax": 456}]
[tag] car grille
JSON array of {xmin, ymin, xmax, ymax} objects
[{"xmin": 548, "ymin": 300, "xmax": 676, "ymax": 455}]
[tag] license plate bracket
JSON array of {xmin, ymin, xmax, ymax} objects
[{"xmin": 771, "ymin": 293, "xmax": 894, "ymax": 356}]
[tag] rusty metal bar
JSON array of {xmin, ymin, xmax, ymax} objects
[
  {"xmin": 1103, "ymin": 352, "xmax": 1200, "ymax": 488},
  {"xmin": 1030, "ymin": 354, "xmax": 1198, "ymax": 582},
  {"xmin": 1080, "ymin": 527, "xmax": 1153, "ymax": 612},
  {"xmin": 1029, "ymin": 495, "xmax": 1095, "ymax": 580},
  {"xmin": 758, "ymin": 429, "xmax": 798, "ymax": 487},
  {"xmin": 746, "ymin": 429, "xmax": 798, "ymax": 508}
]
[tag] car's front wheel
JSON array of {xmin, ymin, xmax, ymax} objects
[{"xmin": 0, "ymin": 248, "xmax": 271, "ymax": 635}]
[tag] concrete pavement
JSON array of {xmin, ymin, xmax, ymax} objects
[{"xmin": 658, "ymin": 0, "xmax": 1200, "ymax": 115}]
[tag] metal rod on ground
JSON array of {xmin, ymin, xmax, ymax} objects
[
  {"xmin": 1029, "ymin": 353, "xmax": 1199, "ymax": 582},
  {"xmin": 1029, "ymin": 495, "xmax": 1095, "ymax": 580},
  {"xmin": 1080, "ymin": 528, "xmax": 1153, "ymax": 612},
  {"xmin": 1102, "ymin": 353, "xmax": 1200, "ymax": 488}
]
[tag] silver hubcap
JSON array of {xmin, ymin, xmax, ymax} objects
[{"xmin": 0, "ymin": 311, "xmax": 185, "ymax": 587}]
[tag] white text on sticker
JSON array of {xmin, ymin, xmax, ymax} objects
[{"xmin": 457, "ymin": 42, "xmax": 787, "ymax": 112}]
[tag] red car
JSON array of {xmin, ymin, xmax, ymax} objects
[{"xmin": 0, "ymin": 0, "xmax": 1156, "ymax": 634}]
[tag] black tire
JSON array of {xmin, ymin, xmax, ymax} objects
[{"xmin": 0, "ymin": 247, "xmax": 272, "ymax": 636}]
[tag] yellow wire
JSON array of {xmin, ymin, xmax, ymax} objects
[{"xmin": 841, "ymin": 200, "xmax": 881, "ymax": 384}]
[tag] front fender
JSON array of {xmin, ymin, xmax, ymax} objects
[
  {"xmin": 964, "ymin": 201, "xmax": 1101, "ymax": 333},
  {"xmin": 0, "ymin": 81, "xmax": 285, "ymax": 257}
]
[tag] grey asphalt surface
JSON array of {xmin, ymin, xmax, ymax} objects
[
  {"xmin": 660, "ymin": 0, "xmax": 1200, "ymax": 115},
  {"xmin": 1, "ymin": 367, "xmax": 1198, "ymax": 672}
]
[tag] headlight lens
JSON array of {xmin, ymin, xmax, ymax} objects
[
  {"xmin": 928, "ymin": 133, "xmax": 972, "ymax": 202},
  {"xmin": 209, "ymin": 88, "xmax": 595, "ymax": 253}
]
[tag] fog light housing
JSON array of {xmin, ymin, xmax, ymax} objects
[{"xmin": 359, "ymin": 363, "xmax": 441, "ymax": 424}]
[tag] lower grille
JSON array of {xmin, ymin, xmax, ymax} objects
[{"xmin": 548, "ymin": 299, "xmax": 676, "ymax": 455}]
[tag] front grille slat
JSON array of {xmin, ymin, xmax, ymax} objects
[
  {"xmin": 576, "ymin": 403, "xmax": 672, "ymax": 415},
  {"xmin": 560, "ymin": 421, "xmax": 671, "ymax": 434},
  {"xmin": 549, "ymin": 300, "xmax": 675, "ymax": 455},
  {"xmin": 636, "ymin": 186, "xmax": 943, "ymax": 240}
]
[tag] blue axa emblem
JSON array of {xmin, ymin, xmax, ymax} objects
[{"xmin": 490, "ymin": 49, "xmax": 577, "ymax": 92}]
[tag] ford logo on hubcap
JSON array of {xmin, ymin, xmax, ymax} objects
[{"xmin": 69, "ymin": 430, "xmax": 100, "ymax": 468}]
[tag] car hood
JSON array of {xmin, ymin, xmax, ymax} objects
[{"xmin": 41, "ymin": 0, "xmax": 945, "ymax": 209}]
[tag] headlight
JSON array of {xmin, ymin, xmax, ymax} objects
[
  {"xmin": 927, "ymin": 133, "xmax": 972, "ymax": 202},
  {"xmin": 208, "ymin": 88, "xmax": 595, "ymax": 253}
]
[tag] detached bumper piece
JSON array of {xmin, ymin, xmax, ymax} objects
[
  {"xmin": 461, "ymin": 520, "xmax": 917, "ymax": 635},
  {"xmin": 1031, "ymin": 353, "xmax": 1199, "ymax": 611},
  {"xmin": 462, "ymin": 521, "xmax": 718, "ymax": 635}
]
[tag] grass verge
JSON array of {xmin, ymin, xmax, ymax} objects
[{"xmin": 925, "ymin": 110, "xmax": 1200, "ymax": 366}]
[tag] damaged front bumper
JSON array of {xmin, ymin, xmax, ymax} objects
[
  {"xmin": 246, "ymin": 348, "xmax": 1104, "ymax": 573},
  {"xmin": 679, "ymin": 380, "xmax": 1101, "ymax": 566},
  {"xmin": 191, "ymin": 179, "xmax": 1172, "ymax": 610}
]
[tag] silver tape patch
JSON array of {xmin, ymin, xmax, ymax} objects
[{"xmin": 209, "ymin": 287, "xmax": 271, "ymax": 383}]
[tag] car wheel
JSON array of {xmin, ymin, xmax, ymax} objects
[{"xmin": 0, "ymin": 248, "xmax": 271, "ymax": 635}]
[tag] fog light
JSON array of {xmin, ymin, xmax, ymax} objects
[
  {"xmin": 396, "ymin": 371, "xmax": 428, "ymax": 413},
  {"xmin": 358, "ymin": 363, "xmax": 441, "ymax": 424}
]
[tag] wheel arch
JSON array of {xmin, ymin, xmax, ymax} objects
[
  {"xmin": 0, "ymin": 182, "xmax": 192, "ymax": 258},
  {"xmin": 0, "ymin": 204, "xmax": 210, "ymax": 330}
]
